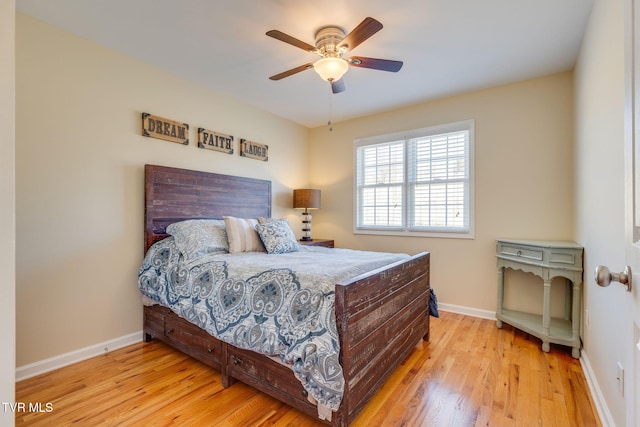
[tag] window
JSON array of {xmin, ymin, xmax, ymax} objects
[{"xmin": 354, "ymin": 120, "xmax": 474, "ymax": 238}]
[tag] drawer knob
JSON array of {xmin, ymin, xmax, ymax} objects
[
  {"xmin": 516, "ymin": 250, "xmax": 522, "ymax": 256},
  {"xmin": 595, "ymin": 265, "xmax": 632, "ymax": 292},
  {"xmin": 232, "ymin": 355, "xmax": 243, "ymax": 365},
  {"xmin": 207, "ymin": 348, "xmax": 213, "ymax": 353},
  {"xmin": 166, "ymin": 328, "xmax": 174, "ymax": 334}
]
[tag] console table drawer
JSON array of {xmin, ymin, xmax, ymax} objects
[
  {"xmin": 498, "ymin": 243, "xmax": 543, "ymax": 262},
  {"xmin": 497, "ymin": 239, "xmax": 582, "ymax": 271},
  {"xmin": 548, "ymin": 249, "xmax": 581, "ymax": 268}
]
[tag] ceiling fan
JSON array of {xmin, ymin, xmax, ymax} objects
[{"xmin": 266, "ymin": 17, "xmax": 403, "ymax": 94}]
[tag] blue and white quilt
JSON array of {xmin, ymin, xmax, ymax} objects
[{"xmin": 138, "ymin": 237, "xmax": 409, "ymax": 413}]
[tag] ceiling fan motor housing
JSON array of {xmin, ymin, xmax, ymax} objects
[{"xmin": 315, "ymin": 26, "xmax": 347, "ymax": 57}]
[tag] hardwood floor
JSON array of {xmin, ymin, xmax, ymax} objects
[{"xmin": 16, "ymin": 311, "xmax": 601, "ymax": 426}]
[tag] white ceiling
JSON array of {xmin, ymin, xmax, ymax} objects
[{"xmin": 16, "ymin": 0, "xmax": 594, "ymax": 128}]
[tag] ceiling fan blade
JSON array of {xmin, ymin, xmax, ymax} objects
[
  {"xmin": 331, "ymin": 78, "xmax": 346, "ymax": 94},
  {"xmin": 349, "ymin": 56, "xmax": 403, "ymax": 72},
  {"xmin": 269, "ymin": 63, "xmax": 314, "ymax": 81},
  {"xmin": 266, "ymin": 30, "xmax": 317, "ymax": 53},
  {"xmin": 337, "ymin": 17, "xmax": 383, "ymax": 51}
]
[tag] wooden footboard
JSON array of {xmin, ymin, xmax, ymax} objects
[{"xmin": 333, "ymin": 251, "xmax": 430, "ymax": 426}]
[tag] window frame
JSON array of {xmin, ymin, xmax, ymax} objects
[{"xmin": 353, "ymin": 120, "xmax": 475, "ymax": 239}]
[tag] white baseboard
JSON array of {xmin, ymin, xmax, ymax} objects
[
  {"xmin": 439, "ymin": 302, "xmax": 496, "ymax": 320},
  {"xmin": 16, "ymin": 331, "xmax": 143, "ymax": 382},
  {"xmin": 580, "ymin": 350, "xmax": 616, "ymax": 427}
]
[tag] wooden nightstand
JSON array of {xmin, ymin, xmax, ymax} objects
[{"xmin": 298, "ymin": 239, "xmax": 334, "ymax": 248}]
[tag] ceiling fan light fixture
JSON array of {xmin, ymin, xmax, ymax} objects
[
  {"xmin": 313, "ymin": 57, "xmax": 349, "ymax": 82},
  {"xmin": 267, "ymin": 17, "xmax": 401, "ymax": 92}
]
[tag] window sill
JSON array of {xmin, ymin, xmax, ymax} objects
[{"xmin": 353, "ymin": 228, "xmax": 474, "ymax": 239}]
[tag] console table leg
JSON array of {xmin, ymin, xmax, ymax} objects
[
  {"xmin": 542, "ymin": 279, "xmax": 552, "ymax": 337},
  {"xmin": 564, "ymin": 279, "xmax": 571, "ymax": 320},
  {"xmin": 496, "ymin": 267, "xmax": 504, "ymax": 329},
  {"xmin": 571, "ymin": 281, "xmax": 582, "ymax": 359}
]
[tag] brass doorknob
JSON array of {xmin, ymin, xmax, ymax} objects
[{"xmin": 595, "ymin": 265, "xmax": 632, "ymax": 292}]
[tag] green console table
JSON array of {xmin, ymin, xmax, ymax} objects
[{"xmin": 496, "ymin": 239, "xmax": 583, "ymax": 358}]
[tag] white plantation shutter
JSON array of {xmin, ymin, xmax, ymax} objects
[
  {"xmin": 354, "ymin": 120, "xmax": 474, "ymax": 238},
  {"xmin": 356, "ymin": 140, "xmax": 405, "ymax": 228},
  {"xmin": 408, "ymin": 130, "xmax": 469, "ymax": 232}
]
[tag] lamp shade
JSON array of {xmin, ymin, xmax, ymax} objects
[
  {"xmin": 313, "ymin": 57, "xmax": 349, "ymax": 82},
  {"xmin": 293, "ymin": 189, "xmax": 321, "ymax": 209}
]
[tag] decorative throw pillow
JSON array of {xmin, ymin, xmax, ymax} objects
[
  {"xmin": 255, "ymin": 218, "xmax": 299, "ymax": 254},
  {"xmin": 257, "ymin": 217, "xmax": 280, "ymax": 223},
  {"xmin": 166, "ymin": 219, "xmax": 228, "ymax": 260},
  {"xmin": 223, "ymin": 217, "xmax": 266, "ymax": 253}
]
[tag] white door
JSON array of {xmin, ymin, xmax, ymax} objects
[{"xmin": 625, "ymin": 0, "xmax": 640, "ymax": 424}]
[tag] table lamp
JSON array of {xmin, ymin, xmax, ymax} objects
[{"xmin": 293, "ymin": 189, "xmax": 321, "ymax": 241}]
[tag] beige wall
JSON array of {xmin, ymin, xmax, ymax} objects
[
  {"xmin": 15, "ymin": 14, "xmax": 310, "ymax": 366},
  {"xmin": 16, "ymin": 11, "xmax": 577, "ymax": 375},
  {"xmin": 1, "ymin": 0, "xmax": 16, "ymax": 424},
  {"xmin": 574, "ymin": 0, "xmax": 627, "ymax": 424},
  {"xmin": 309, "ymin": 72, "xmax": 575, "ymax": 313}
]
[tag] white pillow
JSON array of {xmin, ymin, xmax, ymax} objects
[
  {"xmin": 166, "ymin": 219, "xmax": 228, "ymax": 260},
  {"xmin": 223, "ymin": 217, "xmax": 266, "ymax": 253}
]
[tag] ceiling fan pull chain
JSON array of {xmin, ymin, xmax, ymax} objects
[{"xmin": 328, "ymin": 87, "xmax": 333, "ymax": 132}]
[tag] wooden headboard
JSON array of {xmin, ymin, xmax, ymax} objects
[{"xmin": 144, "ymin": 164, "xmax": 272, "ymax": 252}]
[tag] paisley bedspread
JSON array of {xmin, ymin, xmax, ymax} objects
[{"xmin": 138, "ymin": 237, "xmax": 409, "ymax": 412}]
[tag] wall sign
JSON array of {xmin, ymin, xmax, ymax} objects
[
  {"xmin": 142, "ymin": 112, "xmax": 189, "ymax": 145},
  {"xmin": 240, "ymin": 139, "xmax": 268, "ymax": 161},
  {"xmin": 197, "ymin": 128, "xmax": 234, "ymax": 154}
]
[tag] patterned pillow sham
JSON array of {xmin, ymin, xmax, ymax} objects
[
  {"xmin": 166, "ymin": 219, "xmax": 228, "ymax": 260},
  {"xmin": 257, "ymin": 217, "xmax": 280, "ymax": 223},
  {"xmin": 255, "ymin": 218, "xmax": 299, "ymax": 254},
  {"xmin": 223, "ymin": 217, "xmax": 266, "ymax": 253}
]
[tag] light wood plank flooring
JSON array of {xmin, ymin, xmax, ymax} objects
[{"xmin": 16, "ymin": 311, "xmax": 601, "ymax": 426}]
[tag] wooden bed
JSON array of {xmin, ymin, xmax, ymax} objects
[{"xmin": 141, "ymin": 164, "xmax": 431, "ymax": 426}]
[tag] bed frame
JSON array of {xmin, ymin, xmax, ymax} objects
[{"xmin": 142, "ymin": 164, "xmax": 430, "ymax": 426}]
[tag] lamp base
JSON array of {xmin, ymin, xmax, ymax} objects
[{"xmin": 300, "ymin": 237, "xmax": 312, "ymax": 241}]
